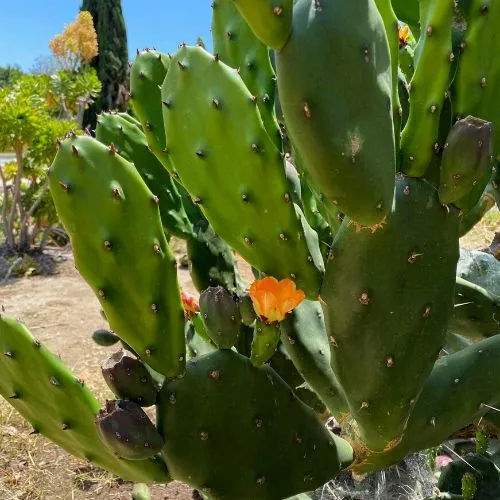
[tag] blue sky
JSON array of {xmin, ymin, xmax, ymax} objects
[{"xmin": 0, "ymin": 1, "xmax": 213, "ymax": 70}]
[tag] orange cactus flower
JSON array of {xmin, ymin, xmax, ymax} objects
[
  {"xmin": 398, "ymin": 24, "xmax": 410, "ymax": 48},
  {"xmin": 249, "ymin": 277, "xmax": 305, "ymax": 324},
  {"xmin": 181, "ymin": 291, "xmax": 200, "ymax": 319}
]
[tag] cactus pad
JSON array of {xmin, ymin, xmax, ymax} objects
[
  {"xmin": 321, "ymin": 175, "xmax": 460, "ymax": 450},
  {"xmin": 0, "ymin": 315, "xmax": 169, "ymax": 483},
  {"xmin": 49, "ymin": 136, "xmax": 186, "ymax": 377},
  {"xmin": 95, "ymin": 112, "xmax": 194, "ymax": 239},
  {"xmin": 231, "ymin": 0, "xmax": 293, "ymax": 51},
  {"xmin": 276, "ymin": 0, "xmax": 396, "ymax": 226},
  {"xmin": 162, "ymin": 45, "xmax": 324, "ymax": 297},
  {"xmin": 212, "ymin": 0, "xmax": 281, "ymax": 148},
  {"xmin": 157, "ymin": 349, "xmax": 353, "ymax": 499}
]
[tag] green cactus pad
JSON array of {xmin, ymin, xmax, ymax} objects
[
  {"xmin": 454, "ymin": 0, "xmax": 500, "ymax": 160},
  {"xmin": 212, "ymin": 0, "xmax": 281, "ymax": 148},
  {"xmin": 238, "ymin": 292, "xmax": 257, "ymax": 326},
  {"xmin": 268, "ymin": 344, "xmax": 325, "ymax": 413},
  {"xmin": 129, "ymin": 49, "xmax": 173, "ymax": 174},
  {"xmin": 438, "ymin": 116, "xmax": 494, "ymax": 208},
  {"xmin": 399, "ymin": 44, "xmax": 415, "ymax": 83},
  {"xmin": 458, "ymin": 185, "xmax": 496, "ymax": 236},
  {"xmin": 354, "ymin": 336, "xmax": 500, "ymax": 472},
  {"xmin": 449, "ymin": 277, "xmax": 500, "ymax": 341},
  {"xmin": 95, "ymin": 113, "xmax": 194, "ymax": 239},
  {"xmin": 230, "ymin": 0, "xmax": 293, "ymax": 51},
  {"xmin": 186, "ymin": 221, "xmax": 244, "ymax": 294},
  {"xmin": 162, "ymin": 45, "xmax": 324, "ymax": 298},
  {"xmin": 49, "ymin": 136, "xmax": 186, "ymax": 377},
  {"xmin": 157, "ymin": 349, "xmax": 353, "ymax": 499},
  {"xmin": 280, "ymin": 300, "xmax": 347, "ymax": 416},
  {"xmin": 374, "ymin": 0, "xmax": 402, "ymax": 150},
  {"xmin": 321, "ymin": 175, "xmax": 460, "ymax": 451},
  {"xmin": 400, "ymin": 0, "xmax": 454, "ymax": 176},
  {"xmin": 250, "ymin": 319, "xmax": 280, "ymax": 366},
  {"xmin": 439, "ymin": 455, "xmax": 498, "ymax": 500},
  {"xmin": 392, "ymin": 0, "xmax": 420, "ymax": 28},
  {"xmin": 185, "ymin": 320, "xmax": 217, "ymax": 360},
  {"xmin": 0, "ymin": 315, "xmax": 169, "ymax": 483},
  {"xmin": 117, "ymin": 112, "xmax": 143, "ymax": 129},
  {"xmin": 276, "ymin": 0, "xmax": 395, "ymax": 227}
]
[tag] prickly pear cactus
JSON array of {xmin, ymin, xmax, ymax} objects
[{"xmin": 2, "ymin": 1, "xmax": 500, "ymax": 499}]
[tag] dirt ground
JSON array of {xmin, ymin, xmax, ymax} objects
[{"xmin": 0, "ymin": 212, "xmax": 498, "ymax": 499}]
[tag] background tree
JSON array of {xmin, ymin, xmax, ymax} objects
[
  {"xmin": 48, "ymin": 11, "xmax": 101, "ymax": 127},
  {"xmin": 0, "ymin": 76, "xmax": 78, "ymax": 251},
  {"xmin": 80, "ymin": 0, "xmax": 129, "ymax": 129},
  {"xmin": 0, "ymin": 64, "xmax": 24, "ymax": 87},
  {"xmin": 0, "ymin": 11, "xmax": 100, "ymax": 253}
]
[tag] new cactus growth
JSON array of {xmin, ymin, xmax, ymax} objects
[{"xmin": 2, "ymin": 1, "xmax": 500, "ymax": 499}]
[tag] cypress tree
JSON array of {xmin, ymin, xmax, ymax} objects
[{"xmin": 80, "ymin": 0, "xmax": 129, "ymax": 129}]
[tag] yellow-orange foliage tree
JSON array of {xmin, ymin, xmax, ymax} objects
[
  {"xmin": 47, "ymin": 11, "xmax": 101, "ymax": 127},
  {"xmin": 49, "ymin": 11, "xmax": 98, "ymax": 72}
]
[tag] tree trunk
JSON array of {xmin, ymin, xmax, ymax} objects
[
  {"xmin": 0, "ymin": 165, "xmax": 13, "ymax": 248},
  {"xmin": 7, "ymin": 147, "xmax": 24, "ymax": 249},
  {"xmin": 19, "ymin": 180, "xmax": 50, "ymax": 251}
]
